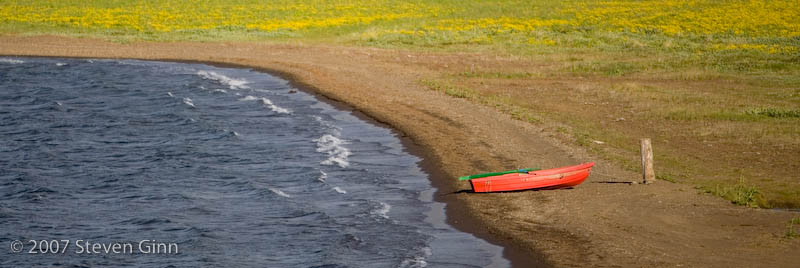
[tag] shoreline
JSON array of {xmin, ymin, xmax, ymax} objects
[
  {"xmin": 209, "ymin": 60, "xmax": 550, "ymax": 267},
  {"xmin": 220, "ymin": 59, "xmax": 545, "ymax": 266},
  {"xmin": 175, "ymin": 59, "xmax": 550, "ymax": 267},
  {"xmin": 172, "ymin": 58, "xmax": 544, "ymax": 266},
  {"xmin": 2, "ymin": 35, "xmax": 799, "ymax": 267}
]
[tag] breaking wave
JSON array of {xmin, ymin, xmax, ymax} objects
[
  {"xmin": 400, "ymin": 247, "xmax": 432, "ymax": 268},
  {"xmin": 314, "ymin": 134, "xmax": 351, "ymax": 168},
  {"xmin": 0, "ymin": 58, "xmax": 24, "ymax": 64},
  {"xmin": 239, "ymin": 95, "xmax": 291, "ymax": 114},
  {"xmin": 259, "ymin": 98, "xmax": 291, "ymax": 114},
  {"xmin": 317, "ymin": 170, "xmax": 328, "ymax": 182},
  {"xmin": 268, "ymin": 187, "xmax": 291, "ymax": 198},
  {"xmin": 182, "ymin": 97, "xmax": 195, "ymax": 107},
  {"xmin": 371, "ymin": 201, "xmax": 391, "ymax": 219},
  {"xmin": 197, "ymin": 70, "xmax": 250, "ymax": 90}
]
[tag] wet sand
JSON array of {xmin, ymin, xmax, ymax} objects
[{"xmin": 2, "ymin": 35, "xmax": 799, "ymax": 267}]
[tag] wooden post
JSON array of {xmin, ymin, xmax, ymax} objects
[{"xmin": 641, "ymin": 138, "xmax": 655, "ymax": 184}]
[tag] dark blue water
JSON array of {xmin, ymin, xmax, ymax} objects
[{"xmin": 0, "ymin": 57, "xmax": 508, "ymax": 267}]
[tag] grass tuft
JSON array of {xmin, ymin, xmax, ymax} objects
[
  {"xmin": 706, "ymin": 178, "xmax": 765, "ymax": 208},
  {"xmin": 457, "ymin": 71, "xmax": 542, "ymax": 79},
  {"xmin": 657, "ymin": 174, "xmax": 678, "ymax": 183},
  {"xmin": 786, "ymin": 217, "xmax": 800, "ymax": 239},
  {"xmin": 745, "ymin": 108, "xmax": 800, "ymax": 119},
  {"xmin": 420, "ymin": 79, "xmax": 476, "ymax": 99},
  {"xmin": 666, "ymin": 107, "xmax": 800, "ymax": 122},
  {"xmin": 419, "ymin": 79, "xmax": 541, "ymax": 124}
]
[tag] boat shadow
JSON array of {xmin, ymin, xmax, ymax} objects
[
  {"xmin": 591, "ymin": 180, "xmax": 637, "ymax": 184},
  {"xmin": 447, "ymin": 181, "xmax": 632, "ymax": 195},
  {"xmin": 447, "ymin": 187, "xmax": 576, "ymax": 195}
]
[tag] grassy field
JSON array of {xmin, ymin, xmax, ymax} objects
[{"xmin": 2, "ymin": 0, "xmax": 798, "ymax": 207}]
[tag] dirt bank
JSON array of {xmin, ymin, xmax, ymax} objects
[{"xmin": 2, "ymin": 35, "xmax": 798, "ymax": 267}]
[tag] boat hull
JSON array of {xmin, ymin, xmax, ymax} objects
[{"xmin": 470, "ymin": 162, "xmax": 594, "ymax": 193}]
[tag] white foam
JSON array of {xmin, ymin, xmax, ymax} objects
[
  {"xmin": 399, "ymin": 247, "xmax": 431, "ymax": 268},
  {"xmin": 317, "ymin": 170, "xmax": 328, "ymax": 182},
  {"xmin": 0, "ymin": 58, "xmax": 24, "ymax": 64},
  {"xmin": 55, "ymin": 101, "xmax": 62, "ymax": 106},
  {"xmin": 212, "ymin": 89, "xmax": 228, "ymax": 93},
  {"xmin": 268, "ymin": 187, "xmax": 291, "ymax": 198},
  {"xmin": 314, "ymin": 134, "xmax": 351, "ymax": 168},
  {"xmin": 259, "ymin": 98, "xmax": 291, "ymax": 114},
  {"xmin": 422, "ymin": 247, "xmax": 432, "ymax": 257},
  {"xmin": 313, "ymin": 115, "xmax": 342, "ymax": 134},
  {"xmin": 400, "ymin": 257, "xmax": 428, "ymax": 268},
  {"xmin": 55, "ymin": 62, "xmax": 67, "ymax": 66},
  {"xmin": 223, "ymin": 129, "xmax": 239, "ymax": 137},
  {"xmin": 372, "ymin": 201, "xmax": 391, "ymax": 219},
  {"xmin": 167, "ymin": 92, "xmax": 174, "ymax": 97},
  {"xmin": 182, "ymin": 97, "xmax": 195, "ymax": 107},
  {"xmin": 197, "ymin": 70, "xmax": 250, "ymax": 90},
  {"xmin": 333, "ymin": 186, "xmax": 347, "ymax": 194},
  {"xmin": 239, "ymin": 95, "xmax": 291, "ymax": 114}
]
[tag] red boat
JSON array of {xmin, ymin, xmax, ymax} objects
[{"xmin": 470, "ymin": 162, "xmax": 594, "ymax": 193}]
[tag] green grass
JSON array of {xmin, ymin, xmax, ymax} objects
[
  {"xmin": 420, "ymin": 79, "xmax": 477, "ymax": 99},
  {"xmin": 657, "ymin": 174, "xmax": 678, "ymax": 183},
  {"xmin": 786, "ymin": 217, "xmax": 800, "ymax": 239},
  {"xmin": 745, "ymin": 108, "xmax": 800, "ymax": 119},
  {"xmin": 705, "ymin": 178, "xmax": 766, "ymax": 208},
  {"xmin": 419, "ymin": 79, "xmax": 541, "ymax": 124},
  {"xmin": 666, "ymin": 108, "xmax": 800, "ymax": 122},
  {"xmin": 457, "ymin": 71, "xmax": 543, "ymax": 79}
]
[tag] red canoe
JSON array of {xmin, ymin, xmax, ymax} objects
[{"xmin": 470, "ymin": 162, "xmax": 595, "ymax": 193}]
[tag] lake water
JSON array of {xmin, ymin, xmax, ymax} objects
[{"xmin": 0, "ymin": 57, "xmax": 509, "ymax": 267}]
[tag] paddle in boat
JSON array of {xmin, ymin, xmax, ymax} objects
[{"xmin": 459, "ymin": 162, "xmax": 595, "ymax": 193}]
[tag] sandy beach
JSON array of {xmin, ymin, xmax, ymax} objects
[{"xmin": 2, "ymin": 35, "xmax": 799, "ymax": 267}]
